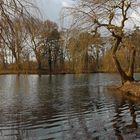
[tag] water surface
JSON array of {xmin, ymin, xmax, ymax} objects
[{"xmin": 0, "ymin": 73, "xmax": 140, "ymax": 140}]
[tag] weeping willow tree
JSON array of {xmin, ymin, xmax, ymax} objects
[
  {"xmin": 0, "ymin": 0, "xmax": 38, "ymax": 71},
  {"xmin": 67, "ymin": 29, "xmax": 102, "ymax": 73},
  {"xmin": 66, "ymin": 0, "xmax": 140, "ymax": 84}
]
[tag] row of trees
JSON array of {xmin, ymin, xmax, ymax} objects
[
  {"xmin": 1, "ymin": 0, "xmax": 140, "ymax": 81},
  {"xmin": 0, "ymin": 0, "xmax": 64, "ymax": 73},
  {"xmin": 0, "ymin": 0, "xmax": 105, "ymax": 74},
  {"xmin": 66, "ymin": 0, "xmax": 140, "ymax": 84}
]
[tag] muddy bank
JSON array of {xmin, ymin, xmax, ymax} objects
[
  {"xmin": 108, "ymin": 81, "xmax": 140, "ymax": 98},
  {"xmin": 119, "ymin": 81, "xmax": 140, "ymax": 97}
]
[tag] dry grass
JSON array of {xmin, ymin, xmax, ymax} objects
[{"xmin": 119, "ymin": 81, "xmax": 140, "ymax": 97}]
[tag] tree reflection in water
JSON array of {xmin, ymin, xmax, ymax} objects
[{"xmin": 0, "ymin": 74, "xmax": 140, "ymax": 139}]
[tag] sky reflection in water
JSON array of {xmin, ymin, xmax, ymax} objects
[{"xmin": 0, "ymin": 74, "xmax": 140, "ymax": 140}]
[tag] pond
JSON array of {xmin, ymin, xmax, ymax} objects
[{"xmin": 0, "ymin": 73, "xmax": 140, "ymax": 140}]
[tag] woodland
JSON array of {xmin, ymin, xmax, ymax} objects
[{"xmin": 1, "ymin": 0, "xmax": 140, "ymax": 89}]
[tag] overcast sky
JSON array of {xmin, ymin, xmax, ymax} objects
[
  {"xmin": 33, "ymin": 0, "xmax": 140, "ymax": 30},
  {"xmin": 34, "ymin": 0, "xmax": 74, "ymax": 24}
]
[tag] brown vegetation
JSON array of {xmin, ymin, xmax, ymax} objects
[
  {"xmin": 119, "ymin": 81, "xmax": 140, "ymax": 97},
  {"xmin": 1, "ymin": 0, "xmax": 140, "ymax": 96}
]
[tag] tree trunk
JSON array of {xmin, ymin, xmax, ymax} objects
[
  {"xmin": 127, "ymin": 47, "xmax": 136, "ymax": 80},
  {"xmin": 96, "ymin": 46, "xmax": 100, "ymax": 71},
  {"xmin": 84, "ymin": 51, "xmax": 88, "ymax": 72},
  {"xmin": 15, "ymin": 57, "xmax": 21, "ymax": 72},
  {"xmin": 113, "ymin": 54, "xmax": 132, "ymax": 84},
  {"xmin": 35, "ymin": 51, "xmax": 42, "ymax": 70},
  {"xmin": 48, "ymin": 46, "xmax": 52, "ymax": 74},
  {"xmin": 37, "ymin": 59, "xmax": 42, "ymax": 70},
  {"xmin": 112, "ymin": 37, "xmax": 135, "ymax": 84}
]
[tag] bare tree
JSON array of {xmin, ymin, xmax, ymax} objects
[
  {"xmin": 0, "ymin": 0, "xmax": 38, "ymax": 71},
  {"xmin": 68, "ymin": 0, "xmax": 139, "ymax": 84},
  {"xmin": 25, "ymin": 17, "xmax": 44, "ymax": 70}
]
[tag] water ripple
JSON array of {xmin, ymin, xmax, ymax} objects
[{"xmin": 0, "ymin": 74, "xmax": 139, "ymax": 139}]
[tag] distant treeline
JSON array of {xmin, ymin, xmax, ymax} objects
[{"xmin": 1, "ymin": 0, "xmax": 140, "ymax": 74}]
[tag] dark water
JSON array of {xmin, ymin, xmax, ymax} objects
[{"xmin": 0, "ymin": 73, "xmax": 140, "ymax": 140}]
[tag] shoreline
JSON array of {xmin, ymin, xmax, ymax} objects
[
  {"xmin": 107, "ymin": 81, "xmax": 140, "ymax": 98},
  {"xmin": 1, "ymin": 70, "xmax": 140, "ymax": 98},
  {"xmin": 0, "ymin": 70, "xmax": 118, "ymax": 75},
  {"xmin": 0, "ymin": 70, "xmax": 140, "ymax": 75},
  {"xmin": 119, "ymin": 81, "xmax": 140, "ymax": 97}
]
